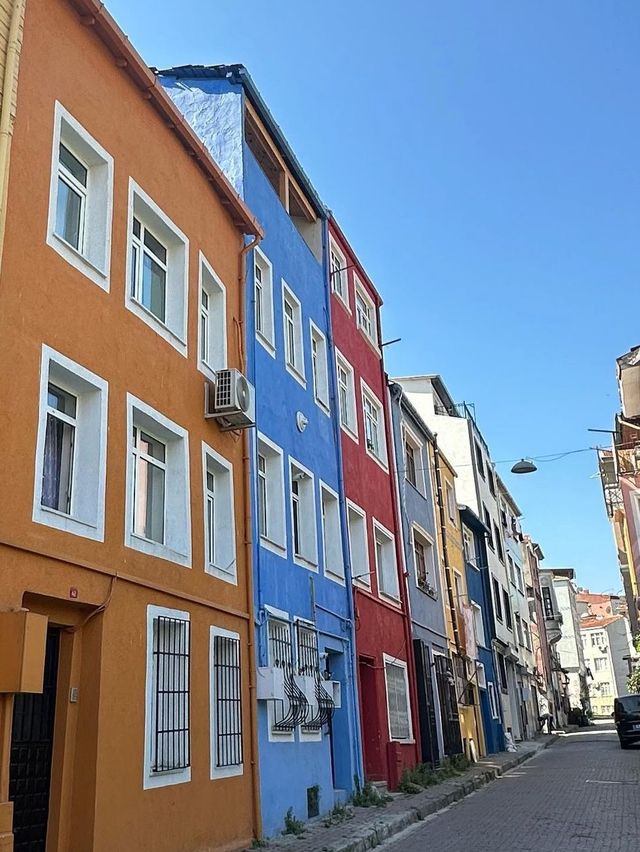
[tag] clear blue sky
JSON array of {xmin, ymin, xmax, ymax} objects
[{"xmin": 106, "ymin": 0, "xmax": 640, "ymax": 593}]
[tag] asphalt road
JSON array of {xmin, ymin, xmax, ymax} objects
[{"xmin": 380, "ymin": 723, "xmax": 640, "ymax": 852}]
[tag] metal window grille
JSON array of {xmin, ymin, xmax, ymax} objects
[
  {"xmin": 152, "ymin": 616, "xmax": 190, "ymax": 772},
  {"xmin": 213, "ymin": 635, "xmax": 243, "ymax": 768},
  {"xmin": 297, "ymin": 623, "xmax": 334, "ymax": 731},
  {"xmin": 267, "ymin": 619, "xmax": 307, "ymax": 731}
]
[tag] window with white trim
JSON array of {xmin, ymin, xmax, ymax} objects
[
  {"xmin": 282, "ymin": 283, "xmax": 304, "ymax": 382},
  {"xmin": 362, "ymin": 383, "xmax": 386, "ymax": 466},
  {"xmin": 320, "ymin": 482, "xmax": 344, "ymax": 580},
  {"xmin": 403, "ymin": 425, "xmax": 425, "ymax": 494},
  {"xmin": 412, "ymin": 526, "xmax": 436, "ymax": 596},
  {"xmin": 198, "ymin": 254, "xmax": 227, "ymax": 375},
  {"xmin": 348, "ymin": 501, "xmax": 369, "ymax": 585},
  {"xmin": 488, "ymin": 681, "xmax": 500, "ymax": 719},
  {"xmin": 144, "ymin": 605, "xmax": 191, "ymax": 789},
  {"xmin": 445, "ymin": 481, "xmax": 457, "ymax": 523},
  {"xmin": 329, "ymin": 239, "xmax": 348, "ymax": 307},
  {"xmin": 374, "ymin": 520, "xmax": 399, "ymax": 600},
  {"xmin": 515, "ymin": 613, "xmax": 524, "ymax": 646},
  {"xmin": 354, "ymin": 277, "xmax": 378, "ymax": 346},
  {"xmin": 203, "ymin": 443, "xmax": 236, "ymax": 583},
  {"xmin": 471, "ymin": 602, "xmax": 486, "ymax": 647},
  {"xmin": 476, "ymin": 662, "xmax": 487, "ymax": 690},
  {"xmin": 256, "ymin": 434, "xmax": 286, "ymax": 554},
  {"xmin": 33, "ymin": 347, "xmax": 108, "ymax": 541},
  {"xmin": 254, "ymin": 248, "xmax": 275, "ymax": 352},
  {"xmin": 210, "ymin": 626, "xmax": 243, "ymax": 778},
  {"xmin": 463, "ymin": 526, "xmax": 476, "ymax": 565},
  {"xmin": 126, "ymin": 395, "xmax": 191, "ymax": 566},
  {"xmin": 126, "ymin": 180, "xmax": 188, "ymax": 354},
  {"xmin": 336, "ymin": 349, "xmax": 357, "ymax": 438},
  {"xmin": 522, "ymin": 620, "xmax": 531, "ymax": 651},
  {"xmin": 267, "ymin": 616, "xmax": 295, "ymax": 737},
  {"xmin": 47, "ymin": 102, "xmax": 113, "ymax": 289},
  {"xmin": 310, "ymin": 321, "xmax": 329, "ymax": 411},
  {"xmin": 289, "ymin": 459, "xmax": 317, "ymax": 567},
  {"xmin": 384, "ymin": 657, "xmax": 412, "ymax": 741}
]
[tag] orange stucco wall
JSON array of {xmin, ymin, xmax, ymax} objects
[{"xmin": 0, "ymin": 0, "xmax": 257, "ymax": 849}]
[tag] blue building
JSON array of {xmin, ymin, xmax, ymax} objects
[
  {"xmin": 159, "ymin": 65, "xmax": 361, "ymax": 837},
  {"xmin": 459, "ymin": 506, "xmax": 505, "ymax": 754}
]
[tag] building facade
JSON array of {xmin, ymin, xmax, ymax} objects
[
  {"xmin": 328, "ymin": 223, "xmax": 419, "ymax": 788},
  {"xmin": 0, "ymin": 3, "xmax": 263, "ymax": 850},
  {"xmin": 580, "ymin": 615, "xmax": 635, "ymax": 717},
  {"xmin": 159, "ymin": 65, "xmax": 361, "ymax": 836}
]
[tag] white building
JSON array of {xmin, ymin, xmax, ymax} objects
[{"xmin": 580, "ymin": 615, "xmax": 635, "ymax": 716}]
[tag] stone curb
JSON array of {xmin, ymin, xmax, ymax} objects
[{"xmin": 312, "ymin": 737, "xmax": 559, "ymax": 852}]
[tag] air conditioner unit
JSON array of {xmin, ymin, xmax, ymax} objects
[
  {"xmin": 294, "ymin": 674, "xmax": 317, "ymax": 707},
  {"xmin": 320, "ymin": 679, "xmax": 341, "ymax": 709},
  {"xmin": 256, "ymin": 666, "xmax": 286, "ymax": 701},
  {"xmin": 205, "ymin": 369, "xmax": 255, "ymax": 431}
]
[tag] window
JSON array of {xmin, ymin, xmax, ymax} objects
[
  {"xmin": 492, "ymin": 577, "xmax": 503, "ymax": 621},
  {"xmin": 463, "ymin": 527, "xmax": 476, "ymax": 565},
  {"xmin": 515, "ymin": 563, "xmax": 524, "ymax": 592},
  {"xmin": 594, "ymin": 657, "xmax": 607, "ymax": 672},
  {"xmin": 310, "ymin": 322, "xmax": 329, "ymax": 411},
  {"xmin": 472, "ymin": 602, "xmax": 486, "ymax": 647},
  {"xmin": 591, "ymin": 631, "xmax": 606, "ymax": 647},
  {"xmin": 362, "ymin": 382, "xmax": 386, "ymax": 466},
  {"xmin": 497, "ymin": 653, "xmax": 508, "ymax": 692},
  {"xmin": 487, "ymin": 467, "xmax": 496, "ymax": 497},
  {"xmin": 384, "ymin": 657, "xmax": 413, "ymax": 741},
  {"xmin": 515, "ymin": 614, "xmax": 524, "ymax": 646},
  {"xmin": 541, "ymin": 586, "xmax": 554, "ymax": 619},
  {"xmin": 412, "ymin": 526, "xmax": 436, "ymax": 596},
  {"xmin": 374, "ymin": 520, "xmax": 399, "ymax": 600},
  {"xmin": 198, "ymin": 253, "xmax": 227, "ymax": 376},
  {"xmin": 600, "ymin": 681, "xmax": 611, "ymax": 696},
  {"xmin": 507, "ymin": 556, "xmax": 516, "ymax": 585},
  {"xmin": 502, "ymin": 588, "xmax": 513, "ymax": 630},
  {"xmin": 336, "ymin": 349, "xmax": 357, "ymax": 438},
  {"xmin": 483, "ymin": 506, "xmax": 493, "ymax": 549},
  {"xmin": 330, "ymin": 239, "xmax": 348, "ymax": 307},
  {"xmin": 296, "ymin": 622, "xmax": 324, "ymax": 738},
  {"xmin": 348, "ymin": 501, "xmax": 370, "ymax": 586},
  {"xmin": 289, "ymin": 459, "xmax": 317, "ymax": 568},
  {"xmin": 282, "ymin": 283, "xmax": 304, "ymax": 383},
  {"xmin": 446, "ymin": 481, "xmax": 456, "ymax": 523},
  {"xmin": 476, "ymin": 662, "xmax": 487, "ymax": 690},
  {"xmin": 494, "ymin": 522, "xmax": 504, "ymax": 563},
  {"xmin": 488, "ymin": 681, "xmax": 500, "ymax": 719},
  {"xmin": 144, "ymin": 606, "xmax": 190, "ymax": 789},
  {"xmin": 475, "ymin": 441, "xmax": 485, "ymax": 478},
  {"xmin": 33, "ymin": 346, "xmax": 108, "ymax": 541},
  {"xmin": 47, "ymin": 102, "xmax": 113, "ymax": 289},
  {"xmin": 256, "ymin": 434, "xmax": 286, "ymax": 554},
  {"xmin": 522, "ymin": 620, "xmax": 531, "ymax": 651},
  {"xmin": 402, "ymin": 424, "xmax": 425, "ymax": 492},
  {"xmin": 254, "ymin": 247, "xmax": 275, "ymax": 352},
  {"xmin": 320, "ymin": 483, "xmax": 344, "ymax": 580},
  {"xmin": 126, "ymin": 180, "xmax": 188, "ymax": 354},
  {"xmin": 267, "ymin": 616, "xmax": 296, "ymax": 737},
  {"xmin": 126, "ymin": 395, "xmax": 191, "ymax": 566},
  {"xmin": 210, "ymin": 627, "xmax": 243, "ymax": 778},
  {"xmin": 354, "ymin": 277, "xmax": 377, "ymax": 346},
  {"xmin": 203, "ymin": 444, "xmax": 236, "ymax": 584}
]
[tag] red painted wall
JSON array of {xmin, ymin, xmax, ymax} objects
[{"xmin": 328, "ymin": 219, "xmax": 419, "ymax": 783}]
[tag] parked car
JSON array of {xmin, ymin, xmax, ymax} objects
[{"xmin": 613, "ymin": 694, "xmax": 640, "ymax": 748}]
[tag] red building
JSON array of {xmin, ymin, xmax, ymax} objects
[{"xmin": 328, "ymin": 217, "xmax": 420, "ymax": 787}]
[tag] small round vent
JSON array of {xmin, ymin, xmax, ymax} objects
[{"xmin": 237, "ymin": 375, "xmax": 251, "ymax": 412}]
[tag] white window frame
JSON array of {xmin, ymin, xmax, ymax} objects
[
  {"xmin": 347, "ymin": 500, "xmax": 370, "ymax": 587},
  {"xmin": 476, "ymin": 662, "xmax": 487, "ymax": 689},
  {"xmin": 402, "ymin": 423, "xmax": 425, "ymax": 495},
  {"xmin": 33, "ymin": 346, "xmax": 108, "ymax": 541},
  {"xmin": 125, "ymin": 179, "xmax": 189, "ymax": 356},
  {"xmin": 310, "ymin": 320, "xmax": 330, "ymax": 413},
  {"xmin": 46, "ymin": 102, "xmax": 113, "ymax": 290},
  {"xmin": 144, "ymin": 604, "xmax": 191, "ymax": 789},
  {"xmin": 488, "ymin": 681, "xmax": 500, "ymax": 719},
  {"xmin": 383, "ymin": 655, "xmax": 414, "ymax": 743},
  {"xmin": 198, "ymin": 252, "xmax": 227, "ymax": 378},
  {"xmin": 471, "ymin": 601, "xmax": 486, "ymax": 648},
  {"xmin": 335, "ymin": 347, "xmax": 358, "ymax": 441},
  {"xmin": 329, "ymin": 237, "xmax": 349, "ymax": 310},
  {"xmin": 373, "ymin": 518, "xmax": 399, "ymax": 602},
  {"xmin": 320, "ymin": 481, "xmax": 345, "ymax": 582},
  {"xmin": 281, "ymin": 281, "xmax": 305, "ymax": 386},
  {"xmin": 209, "ymin": 625, "xmax": 244, "ymax": 779},
  {"xmin": 411, "ymin": 524, "xmax": 437, "ymax": 597},
  {"xmin": 125, "ymin": 394, "xmax": 191, "ymax": 567},
  {"xmin": 202, "ymin": 442, "xmax": 236, "ymax": 584},
  {"xmin": 256, "ymin": 432, "xmax": 287, "ymax": 556},
  {"xmin": 354, "ymin": 275, "xmax": 379, "ymax": 350},
  {"xmin": 288, "ymin": 457, "xmax": 318, "ymax": 570},
  {"xmin": 445, "ymin": 481, "xmax": 457, "ymax": 523},
  {"xmin": 361, "ymin": 380, "xmax": 387, "ymax": 470},
  {"xmin": 254, "ymin": 247, "xmax": 275, "ymax": 355}
]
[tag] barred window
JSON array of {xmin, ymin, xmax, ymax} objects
[
  {"xmin": 384, "ymin": 659, "xmax": 412, "ymax": 741},
  {"xmin": 212, "ymin": 631, "xmax": 243, "ymax": 775},
  {"xmin": 151, "ymin": 615, "xmax": 190, "ymax": 773}
]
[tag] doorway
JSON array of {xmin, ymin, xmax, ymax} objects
[
  {"xmin": 9, "ymin": 627, "xmax": 60, "ymax": 851},
  {"xmin": 358, "ymin": 657, "xmax": 384, "ymax": 780}
]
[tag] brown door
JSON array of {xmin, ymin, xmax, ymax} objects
[{"xmin": 358, "ymin": 657, "xmax": 384, "ymax": 780}]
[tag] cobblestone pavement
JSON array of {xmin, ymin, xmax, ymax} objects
[{"xmin": 381, "ymin": 723, "xmax": 640, "ymax": 852}]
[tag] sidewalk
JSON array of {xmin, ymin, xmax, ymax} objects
[{"xmin": 253, "ymin": 735, "xmax": 558, "ymax": 852}]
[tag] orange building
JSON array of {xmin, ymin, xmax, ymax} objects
[{"xmin": 0, "ymin": 1, "xmax": 263, "ymax": 850}]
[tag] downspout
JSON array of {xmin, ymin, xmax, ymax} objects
[
  {"xmin": 432, "ymin": 435, "xmax": 462, "ymax": 654},
  {"xmin": 239, "ymin": 231, "xmax": 263, "ymax": 841},
  {"xmin": 0, "ymin": 0, "xmax": 26, "ymax": 272}
]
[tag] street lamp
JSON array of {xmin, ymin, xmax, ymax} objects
[{"xmin": 510, "ymin": 459, "xmax": 538, "ymax": 475}]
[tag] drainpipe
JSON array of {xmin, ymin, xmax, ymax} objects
[
  {"xmin": 239, "ymin": 231, "xmax": 263, "ymax": 841},
  {"xmin": 0, "ymin": 0, "xmax": 26, "ymax": 273},
  {"xmin": 432, "ymin": 435, "xmax": 462, "ymax": 655}
]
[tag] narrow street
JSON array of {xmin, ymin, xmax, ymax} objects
[{"xmin": 382, "ymin": 724, "xmax": 640, "ymax": 852}]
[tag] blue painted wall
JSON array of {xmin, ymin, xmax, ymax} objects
[{"xmin": 160, "ymin": 70, "xmax": 361, "ymax": 838}]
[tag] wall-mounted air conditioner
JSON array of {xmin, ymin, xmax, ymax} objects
[
  {"xmin": 256, "ymin": 666, "xmax": 286, "ymax": 701},
  {"xmin": 205, "ymin": 368, "xmax": 255, "ymax": 430},
  {"xmin": 321, "ymin": 679, "xmax": 341, "ymax": 709}
]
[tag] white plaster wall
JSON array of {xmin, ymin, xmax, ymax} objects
[{"xmin": 608, "ymin": 619, "xmax": 634, "ymax": 697}]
